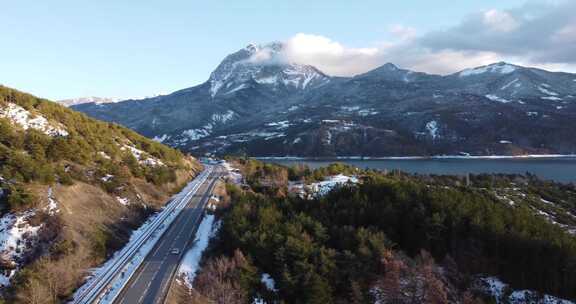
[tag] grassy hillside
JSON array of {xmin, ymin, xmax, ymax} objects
[{"xmin": 0, "ymin": 85, "xmax": 201, "ymax": 302}]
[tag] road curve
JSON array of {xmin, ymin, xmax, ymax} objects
[{"xmin": 113, "ymin": 165, "xmax": 222, "ymax": 304}]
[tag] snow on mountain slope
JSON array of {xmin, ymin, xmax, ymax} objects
[
  {"xmin": 459, "ymin": 62, "xmax": 518, "ymax": 77},
  {"xmin": 208, "ymin": 43, "xmax": 330, "ymax": 97},
  {"xmin": 58, "ymin": 97, "xmax": 122, "ymax": 107},
  {"xmin": 0, "ymin": 209, "xmax": 45, "ymax": 287},
  {"xmin": 69, "ymin": 42, "xmax": 576, "ymax": 157},
  {"xmin": 0, "ymin": 102, "xmax": 69, "ymax": 136}
]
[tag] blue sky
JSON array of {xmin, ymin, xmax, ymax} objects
[{"xmin": 0, "ymin": 0, "xmax": 569, "ymax": 100}]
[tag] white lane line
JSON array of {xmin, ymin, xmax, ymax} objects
[
  {"xmin": 138, "ymin": 280, "xmax": 153, "ymax": 303},
  {"xmin": 84, "ymin": 168, "xmax": 211, "ymax": 302},
  {"xmin": 116, "ymin": 170, "xmax": 219, "ymax": 303},
  {"xmin": 152, "ymin": 234, "xmax": 169, "ymax": 257},
  {"xmin": 139, "ymin": 183, "xmax": 211, "ymax": 300}
]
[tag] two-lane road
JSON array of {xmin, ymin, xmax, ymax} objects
[{"xmin": 114, "ymin": 166, "xmax": 222, "ymax": 304}]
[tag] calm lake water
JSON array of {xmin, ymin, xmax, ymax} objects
[{"xmin": 263, "ymin": 158, "xmax": 576, "ymax": 183}]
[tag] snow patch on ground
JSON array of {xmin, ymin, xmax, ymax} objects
[
  {"xmin": 479, "ymin": 277, "xmax": 573, "ymax": 304},
  {"xmin": 255, "ymin": 75, "xmax": 278, "ymax": 85},
  {"xmin": 224, "ymin": 84, "xmax": 248, "ymax": 95},
  {"xmin": 266, "ymin": 121, "xmax": 291, "ymax": 129},
  {"xmin": 542, "ymin": 96, "xmax": 563, "ymax": 101},
  {"xmin": 212, "ymin": 110, "xmax": 236, "ymax": 124},
  {"xmin": 98, "ymin": 151, "xmax": 111, "ymax": 160},
  {"xmin": 0, "ymin": 102, "xmax": 68, "ymax": 136},
  {"xmin": 0, "ymin": 210, "xmax": 43, "ymax": 287},
  {"xmin": 46, "ymin": 187, "xmax": 60, "ymax": 215},
  {"xmin": 460, "ymin": 63, "xmax": 516, "ymax": 77},
  {"xmin": 223, "ymin": 161, "xmax": 243, "ymax": 185},
  {"xmin": 182, "ymin": 127, "xmax": 212, "ymax": 141},
  {"xmin": 341, "ymin": 106, "xmax": 361, "ymax": 112},
  {"xmin": 501, "ymin": 78, "xmax": 520, "ymax": 90},
  {"xmin": 358, "ymin": 109, "xmax": 379, "ymax": 117},
  {"xmin": 178, "ymin": 214, "xmax": 220, "ymax": 286},
  {"xmin": 291, "ymin": 174, "xmax": 359, "ymax": 198},
  {"xmin": 486, "ymin": 94, "xmax": 512, "ymax": 103},
  {"xmin": 121, "ymin": 144, "xmax": 164, "ymax": 167},
  {"xmin": 210, "ymin": 79, "xmax": 227, "ymax": 97},
  {"xmin": 0, "ymin": 211, "xmax": 41, "ymax": 262},
  {"xmin": 115, "ymin": 197, "xmax": 130, "ymax": 206},
  {"xmin": 152, "ymin": 134, "xmax": 169, "ymax": 143},
  {"xmin": 425, "ymin": 120, "xmax": 440, "ymax": 139},
  {"xmin": 538, "ymin": 85, "xmax": 559, "ymax": 96},
  {"xmin": 261, "ymin": 273, "xmax": 277, "ymax": 292}
]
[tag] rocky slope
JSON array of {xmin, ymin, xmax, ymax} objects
[
  {"xmin": 70, "ymin": 43, "xmax": 576, "ymax": 157},
  {"xmin": 0, "ymin": 85, "xmax": 201, "ymax": 302}
]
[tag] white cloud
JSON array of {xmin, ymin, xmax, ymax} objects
[
  {"xmin": 389, "ymin": 24, "xmax": 418, "ymax": 41},
  {"xmin": 278, "ymin": 33, "xmax": 510, "ymax": 76},
  {"xmin": 248, "ymin": 48, "xmax": 273, "ymax": 63},
  {"xmin": 282, "ymin": 33, "xmax": 381, "ymax": 76},
  {"xmin": 482, "ymin": 9, "xmax": 520, "ymax": 32},
  {"xmin": 420, "ymin": 1, "xmax": 576, "ymax": 67},
  {"xmin": 404, "ymin": 50, "xmax": 503, "ymax": 75},
  {"xmin": 246, "ymin": 1, "xmax": 576, "ymax": 77},
  {"xmin": 553, "ymin": 24, "xmax": 576, "ymax": 43}
]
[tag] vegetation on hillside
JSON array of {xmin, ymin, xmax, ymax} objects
[
  {"xmin": 182, "ymin": 160, "xmax": 576, "ymax": 303},
  {"xmin": 0, "ymin": 85, "xmax": 191, "ymax": 212},
  {"xmin": 0, "ymin": 86, "xmax": 200, "ymax": 302}
]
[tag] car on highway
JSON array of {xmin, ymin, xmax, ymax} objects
[{"xmin": 170, "ymin": 248, "xmax": 180, "ymax": 255}]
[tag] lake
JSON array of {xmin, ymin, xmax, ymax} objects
[{"xmin": 263, "ymin": 157, "xmax": 576, "ymax": 183}]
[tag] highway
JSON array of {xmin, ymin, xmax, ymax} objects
[{"xmin": 113, "ymin": 165, "xmax": 222, "ymax": 304}]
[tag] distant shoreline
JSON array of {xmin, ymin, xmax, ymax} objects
[{"xmin": 256, "ymin": 155, "xmax": 576, "ymax": 161}]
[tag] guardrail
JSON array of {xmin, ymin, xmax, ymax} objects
[{"xmin": 72, "ymin": 167, "xmax": 213, "ymax": 303}]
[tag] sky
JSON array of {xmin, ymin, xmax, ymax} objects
[{"xmin": 1, "ymin": 0, "xmax": 575, "ymax": 100}]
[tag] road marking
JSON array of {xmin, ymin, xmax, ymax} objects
[
  {"xmin": 138, "ymin": 280, "xmax": 153, "ymax": 303},
  {"xmin": 113, "ymin": 169, "xmax": 220, "ymax": 303}
]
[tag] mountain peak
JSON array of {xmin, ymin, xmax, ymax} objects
[
  {"xmin": 459, "ymin": 62, "xmax": 519, "ymax": 77},
  {"xmin": 381, "ymin": 62, "xmax": 399, "ymax": 70},
  {"xmin": 356, "ymin": 62, "xmax": 428, "ymax": 83},
  {"xmin": 242, "ymin": 42, "xmax": 284, "ymax": 57},
  {"xmin": 208, "ymin": 43, "xmax": 329, "ymax": 97}
]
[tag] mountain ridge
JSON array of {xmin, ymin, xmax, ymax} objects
[{"xmin": 69, "ymin": 44, "xmax": 576, "ymax": 157}]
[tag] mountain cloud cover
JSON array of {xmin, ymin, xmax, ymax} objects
[{"xmin": 256, "ymin": 1, "xmax": 576, "ymax": 76}]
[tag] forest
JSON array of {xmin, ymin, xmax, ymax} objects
[{"xmin": 184, "ymin": 159, "xmax": 576, "ymax": 303}]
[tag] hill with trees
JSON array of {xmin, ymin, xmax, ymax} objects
[
  {"xmin": 176, "ymin": 160, "xmax": 576, "ymax": 303},
  {"xmin": 0, "ymin": 85, "xmax": 201, "ymax": 302}
]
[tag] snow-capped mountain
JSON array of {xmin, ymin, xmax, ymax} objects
[
  {"xmin": 71, "ymin": 44, "xmax": 576, "ymax": 157},
  {"xmin": 208, "ymin": 43, "xmax": 330, "ymax": 97},
  {"xmin": 448, "ymin": 62, "xmax": 576, "ymax": 103},
  {"xmin": 354, "ymin": 63, "xmax": 439, "ymax": 83},
  {"xmin": 58, "ymin": 97, "xmax": 121, "ymax": 107}
]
